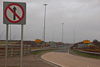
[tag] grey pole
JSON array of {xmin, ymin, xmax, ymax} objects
[
  {"xmin": 43, "ymin": 4, "xmax": 48, "ymax": 45},
  {"xmin": 20, "ymin": 24, "xmax": 24, "ymax": 67},
  {"xmin": 73, "ymin": 29, "xmax": 76, "ymax": 43},
  {"xmin": 61, "ymin": 23, "xmax": 64, "ymax": 43},
  {"xmin": 0, "ymin": 26, "xmax": 1, "ymax": 40},
  {"xmin": 9, "ymin": 25, "xmax": 11, "ymax": 40},
  {"xmin": 5, "ymin": 24, "xmax": 9, "ymax": 67}
]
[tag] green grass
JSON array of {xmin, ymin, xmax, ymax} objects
[
  {"xmin": 0, "ymin": 41, "xmax": 18, "ymax": 44},
  {"xmin": 32, "ymin": 49, "xmax": 57, "ymax": 55},
  {"xmin": 71, "ymin": 49, "xmax": 100, "ymax": 59},
  {"xmin": 0, "ymin": 42, "xmax": 16, "ymax": 44}
]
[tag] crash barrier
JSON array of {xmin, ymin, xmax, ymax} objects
[
  {"xmin": 0, "ymin": 44, "xmax": 31, "ymax": 57},
  {"xmin": 76, "ymin": 49, "xmax": 100, "ymax": 55}
]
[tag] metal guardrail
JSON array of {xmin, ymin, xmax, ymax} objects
[
  {"xmin": 77, "ymin": 50, "xmax": 100, "ymax": 55},
  {"xmin": 0, "ymin": 44, "xmax": 31, "ymax": 57}
]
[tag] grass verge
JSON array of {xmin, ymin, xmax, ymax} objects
[
  {"xmin": 32, "ymin": 49, "xmax": 58, "ymax": 55},
  {"xmin": 70, "ymin": 49, "xmax": 100, "ymax": 59}
]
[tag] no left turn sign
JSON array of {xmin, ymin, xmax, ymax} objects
[{"xmin": 3, "ymin": 2, "xmax": 26, "ymax": 24}]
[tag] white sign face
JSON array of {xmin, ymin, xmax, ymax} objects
[
  {"xmin": 3, "ymin": 2, "xmax": 26, "ymax": 24},
  {"xmin": 6, "ymin": 4, "xmax": 23, "ymax": 22}
]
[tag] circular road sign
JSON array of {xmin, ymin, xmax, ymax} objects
[{"xmin": 4, "ymin": 3, "xmax": 24, "ymax": 23}]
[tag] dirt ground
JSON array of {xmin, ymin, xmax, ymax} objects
[
  {"xmin": 42, "ymin": 52, "xmax": 100, "ymax": 67},
  {"xmin": 0, "ymin": 55, "xmax": 60, "ymax": 67}
]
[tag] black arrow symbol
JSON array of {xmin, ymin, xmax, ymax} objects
[{"xmin": 13, "ymin": 6, "xmax": 17, "ymax": 20}]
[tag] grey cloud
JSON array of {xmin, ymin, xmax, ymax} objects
[{"xmin": 0, "ymin": 0, "xmax": 100, "ymax": 43}]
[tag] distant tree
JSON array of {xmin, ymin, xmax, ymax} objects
[
  {"xmin": 93, "ymin": 39, "xmax": 99, "ymax": 44},
  {"xmin": 93, "ymin": 40, "xmax": 100, "ymax": 47}
]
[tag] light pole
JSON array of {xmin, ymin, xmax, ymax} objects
[
  {"xmin": 61, "ymin": 23, "xmax": 64, "ymax": 43},
  {"xmin": 73, "ymin": 28, "xmax": 76, "ymax": 43},
  {"xmin": 73, "ymin": 23, "xmax": 76, "ymax": 44},
  {"xmin": 43, "ymin": 4, "xmax": 48, "ymax": 44}
]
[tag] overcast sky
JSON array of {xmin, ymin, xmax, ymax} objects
[{"xmin": 0, "ymin": 0, "xmax": 100, "ymax": 43}]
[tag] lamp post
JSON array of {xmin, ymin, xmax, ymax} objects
[
  {"xmin": 73, "ymin": 28, "xmax": 76, "ymax": 43},
  {"xmin": 43, "ymin": 4, "xmax": 48, "ymax": 44},
  {"xmin": 73, "ymin": 23, "xmax": 76, "ymax": 44},
  {"xmin": 61, "ymin": 23, "xmax": 64, "ymax": 43}
]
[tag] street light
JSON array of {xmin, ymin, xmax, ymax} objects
[
  {"xmin": 73, "ymin": 23, "xmax": 76, "ymax": 44},
  {"xmin": 73, "ymin": 28, "xmax": 76, "ymax": 43},
  {"xmin": 61, "ymin": 23, "xmax": 64, "ymax": 43},
  {"xmin": 43, "ymin": 4, "xmax": 48, "ymax": 44}
]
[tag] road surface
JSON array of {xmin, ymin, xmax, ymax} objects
[
  {"xmin": 0, "ymin": 55, "xmax": 60, "ymax": 67},
  {"xmin": 42, "ymin": 52, "xmax": 100, "ymax": 67}
]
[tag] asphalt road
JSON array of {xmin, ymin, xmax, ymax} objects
[
  {"xmin": 42, "ymin": 52, "xmax": 100, "ymax": 67},
  {"xmin": 54, "ymin": 44, "xmax": 71, "ymax": 53}
]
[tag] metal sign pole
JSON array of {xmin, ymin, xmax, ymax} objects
[
  {"xmin": 5, "ymin": 24, "xmax": 9, "ymax": 67},
  {"xmin": 20, "ymin": 24, "xmax": 23, "ymax": 67}
]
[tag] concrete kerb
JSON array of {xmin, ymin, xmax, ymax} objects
[
  {"xmin": 41, "ymin": 54, "xmax": 63, "ymax": 67},
  {"xmin": 31, "ymin": 49, "xmax": 62, "ymax": 67}
]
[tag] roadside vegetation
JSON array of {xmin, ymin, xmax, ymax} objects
[{"xmin": 32, "ymin": 49, "xmax": 58, "ymax": 55}]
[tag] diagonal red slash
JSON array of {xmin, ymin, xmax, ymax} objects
[{"xmin": 8, "ymin": 6, "xmax": 21, "ymax": 20}]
